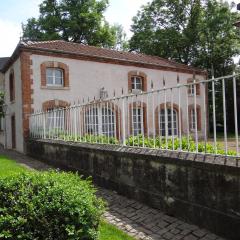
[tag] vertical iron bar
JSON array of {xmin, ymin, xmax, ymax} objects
[
  {"xmin": 222, "ymin": 78, "xmax": 227, "ymax": 155},
  {"xmin": 194, "ymin": 79, "xmax": 198, "ymax": 152},
  {"xmin": 233, "ymin": 73, "xmax": 239, "ymax": 155},
  {"xmin": 212, "ymin": 78, "xmax": 217, "ymax": 154}
]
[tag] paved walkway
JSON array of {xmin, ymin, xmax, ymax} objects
[{"xmin": 0, "ymin": 148, "xmax": 226, "ymax": 240}]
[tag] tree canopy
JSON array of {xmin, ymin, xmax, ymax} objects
[
  {"xmin": 130, "ymin": 0, "xmax": 240, "ymax": 77},
  {"xmin": 22, "ymin": 0, "xmax": 127, "ymax": 49}
]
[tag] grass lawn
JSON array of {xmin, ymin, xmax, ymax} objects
[{"xmin": 0, "ymin": 156, "xmax": 135, "ymax": 240}]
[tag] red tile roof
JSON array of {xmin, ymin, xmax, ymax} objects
[{"xmin": 20, "ymin": 40, "xmax": 205, "ymax": 74}]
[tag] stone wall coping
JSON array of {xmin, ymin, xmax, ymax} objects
[{"xmin": 30, "ymin": 139, "xmax": 240, "ymax": 172}]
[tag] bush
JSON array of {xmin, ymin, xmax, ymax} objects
[{"xmin": 0, "ymin": 171, "xmax": 105, "ymax": 240}]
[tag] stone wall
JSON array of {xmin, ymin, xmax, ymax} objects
[{"xmin": 27, "ymin": 139, "xmax": 240, "ymax": 240}]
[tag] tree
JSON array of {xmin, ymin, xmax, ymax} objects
[
  {"xmin": 130, "ymin": 0, "xmax": 240, "ymax": 77},
  {"xmin": 22, "ymin": 0, "xmax": 126, "ymax": 49},
  {"xmin": 111, "ymin": 24, "xmax": 129, "ymax": 51},
  {"xmin": 130, "ymin": 0, "xmax": 240, "ymax": 133}
]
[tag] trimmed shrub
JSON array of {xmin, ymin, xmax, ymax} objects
[{"xmin": 0, "ymin": 171, "xmax": 105, "ymax": 240}]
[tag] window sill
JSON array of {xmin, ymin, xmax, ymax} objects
[
  {"xmin": 41, "ymin": 86, "xmax": 70, "ymax": 90},
  {"xmin": 188, "ymin": 94, "xmax": 200, "ymax": 97},
  {"xmin": 10, "ymin": 100, "xmax": 15, "ymax": 104},
  {"xmin": 129, "ymin": 89, "xmax": 145, "ymax": 94}
]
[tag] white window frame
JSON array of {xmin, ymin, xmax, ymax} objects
[
  {"xmin": 131, "ymin": 76, "xmax": 143, "ymax": 91},
  {"xmin": 85, "ymin": 106, "xmax": 116, "ymax": 137},
  {"xmin": 46, "ymin": 109, "xmax": 65, "ymax": 133},
  {"xmin": 188, "ymin": 84, "xmax": 195, "ymax": 96},
  {"xmin": 132, "ymin": 107, "xmax": 143, "ymax": 136},
  {"xmin": 159, "ymin": 108, "xmax": 178, "ymax": 136},
  {"xmin": 46, "ymin": 68, "xmax": 64, "ymax": 87},
  {"xmin": 190, "ymin": 108, "xmax": 196, "ymax": 131}
]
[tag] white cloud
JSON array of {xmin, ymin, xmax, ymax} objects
[
  {"xmin": 104, "ymin": 0, "xmax": 149, "ymax": 37},
  {"xmin": 0, "ymin": 19, "xmax": 20, "ymax": 57}
]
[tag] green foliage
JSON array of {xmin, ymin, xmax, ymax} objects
[
  {"xmin": 0, "ymin": 157, "xmax": 26, "ymax": 177},
  {"xmin": 22, "ymin": 0, "xmax": 127, "ymax": 50},
  {"xmin": 130, "ymin": 0, "xmax": 240, "ymax": 76},
  {"xmin": 44, "ymin": 130, "xmax": 237, "ymax": 156},
  {"xmin": 99, "ymin": 221, "xmax": 135, "ymax": 240},
  {"xmin": 126, "ymin": 135, "xmax": 237, "ymax": 156},
  {"xmin": 0, "ymin": 171, "xmax": 105, "ymax": 240},
  {"xmin": 58, "ymin": 133, "xmax": 119, "ymax": 145}
]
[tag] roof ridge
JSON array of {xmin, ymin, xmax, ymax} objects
[{"xmin": 21, "ymin": 40, "xmax": 65, "ymax": 46}]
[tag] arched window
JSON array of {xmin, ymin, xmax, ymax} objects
[
  {"xmin": 42, "ymin": 100, "xmax": 69, "ymax": 132},
  {"xmin": 41, "ymin": 61, "xmax": 69, "ymax": 88},
  {"xmin": 159, "ymin": 108, "xmax": 178, "ymax": 136},
  {"xmin": 128, "ymin": 71, "xmax": 147, "ymax": 93},
  {"xmin": 9, "ymin": 70, "xmax": 15, "ymax": 102},
  {"xmin": 85, "ymin": 105, "xmax": 116, "ymax": 137}
]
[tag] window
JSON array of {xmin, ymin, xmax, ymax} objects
[
  {"xmin": 132, "ymin": 107, "xmax": 143, "ymax": 136},
  {"xmin": 188, "ymin": 84, "xmax": 195, "ymax": 95},
  {"xmin": 41, "ymin": 61, "xmax": 69, "ymax": 88},
  {"xmin": 159, "ymin": 109, "xmax": 178, "ymax": 136},
  {"xmin": 85, "ymin": 106, "xmax": 116, "ymax": 137},
  {"xmin": 190, "ymin": 109, "xmax": 196, "ymax": 130},
  {"xmin": 102, "ymin": 108, "xmax": 115, "ymax": 136},
  {"xmin": 0, "ymin": 117, "xmax": 4, "ymax": 131},
  {"xmin": 46, "ymin": 68, "xmax": 64, "ymax": 86},
  {"xmin": 46, "ymin": 108, "xmax": 65, "ymax": 131},
  {"xmin": 85, "ymin": 108, "xmax": 99, "ymax": 135},
  {"xmin": 131, "ymin": 76, "xmax": 143, "ymax": 91},
  {"xmin": 189, "ymin": 106, "xmax": 201, "ymax": 131},
  {"xmin": 187, "ymin": 79, "xmax": 200, "ymax": 96},
  {"xmin": 9, "ymin": 71, "xmax": 15, "ymax": 102},
  {"xmin": 128, "ymin": 71, "xmax": 147, "ymax": 92}
]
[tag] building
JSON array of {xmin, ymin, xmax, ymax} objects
[{"xmin": 0, "ymin": 40, "xmax": 207, "ymax": 152}]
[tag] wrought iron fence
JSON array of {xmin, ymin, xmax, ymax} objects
[{"xmin": 29, "ymin": 73, "xmax": 240, "ymax": 157}]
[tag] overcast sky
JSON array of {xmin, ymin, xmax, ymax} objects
[
  {"xmin": 0, "ymin": 0, "xmax": 149, "ymax": 57},
  {"xmin": 0, "ymin": 0, "xmax": 237, "ymax": 57}
]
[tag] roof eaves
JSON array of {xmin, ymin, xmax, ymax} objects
[{"xmin": 22, "ymin": 45, "xmax": 206, "ymax": 75}]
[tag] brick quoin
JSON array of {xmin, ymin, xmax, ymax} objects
[{"xmin": 20, "ymin": 51, "xmax": 32, "ymax": 139}]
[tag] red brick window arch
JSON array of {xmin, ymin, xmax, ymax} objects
[
  {"xmin": 42, "ymin": 99, "xmax": 69, "ymax": 130},
  {"xmin": 41, "ymin": 61, "xmax": 69, "ymax": 88},
  {"xmin": 42, "ymin": 99, "xmax": 69, "ymax": 111},
  {"xmin": 188, "ymin": 104, "xmax": 201, "ymax": 131},
  {"xmin": 9, "ymin": 69, "xmax": 15, "ymax": 102},
  {"xmin": 128, "ymin": 71, "xmax": 147, "ymax": 93}
]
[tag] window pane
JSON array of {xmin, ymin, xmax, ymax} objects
[
  {"xmin": 160, "ymin": 109, "xmax": 178, "ymax": 136},
  {"xmin": 55, "ymin": 77, "xmax": 63, "ymax": 85},
  {"xmin": 131, "ymin": 76, "xmax": 143, "ymax": 90},
  {"xmin": 46, "ymin": 68, "xmax": 53, "ymax": 77},
  {"xmin": 133, "ymin": 107, "xmax": 143, "ymax": 135},
  {"xmin": 55, "ymin": 69, "xmax": 63, "ymax": 78},
  {"xmin": 47, "ymin": 76, "xmax": 54, "ymax": 85}
]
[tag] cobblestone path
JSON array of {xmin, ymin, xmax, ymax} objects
[{"xmin": 0, "ymin": 148, "xmax": 226, "ymax": 240}]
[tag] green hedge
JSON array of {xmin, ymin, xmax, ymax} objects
[{"xmin": 0, "ymin": 171, "xmax": 105, "ymax": 240}]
